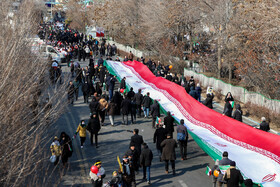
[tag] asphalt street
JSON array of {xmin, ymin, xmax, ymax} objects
[{"xmin": 45, "ymin": 58, "xmax": 215, "ymax": 187}]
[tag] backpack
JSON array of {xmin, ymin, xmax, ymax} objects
[{"xmin": 177, "ymin": 132, "xmax": 186, "ymax": 141}]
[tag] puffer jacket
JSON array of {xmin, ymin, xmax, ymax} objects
[{"xmin": 76, "ymin": 124, "xmax": 87, "ymax": 137}]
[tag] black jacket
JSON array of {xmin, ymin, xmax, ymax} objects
[
  {"xmin": 150, "ymin": 101, "xmax": 160, "ymax": 118},
  {"xmin": 232, "ymin": 104, "xmax": 243, "ymax": 122},
  {"xmin": 130, "ymin": 134, "xmax": 144, "ymax": 153},
  {"xmin": 82, "ymin": 83, "xmax": 89, "ymax": 94},
  {"xmin": 140, "ymin": 145, "xmax": 153, "ymax": 167},
  {"xmin": 260, "ymin": 121, "xmax": 270, "ymax": 132},
  {"xmin": 121, "ymin": 98, "xmax": 131, "ymax": 115},
  {"xmin": 127, "ymin": 90, "xmax": 135, "ymax": 100},
  {"xmin": 120, "ymin": 79, "xmax": 126, "ymax": 89},
  {"xmin": 87, "ymin": 116, "xmax": 100, "ymax": 134},
  {"xmin": 142, "ymin": 95, "xmax": 152, "ymax": 108},
  {"xmin": 204, "ymin": 94, "xmax": 214, "ymax": 109},
  {"xmin": 224, "ymin": 167, "xmax": 244, "ymax": 187},
  {"xmin": 89, "ymin": 98, "xmax": 100, "ymax": 115},
  {"xmin": 153, "ymin": 127, "xmax": 167, "ymax": 150},
  {"xmin": 134, "ymin": 92, "xmax": 143, "ymax": 105},
  {"xmin": 164, "ymin": 115, "xmax": 174, "ymax": 133},
  {"xmin": 223, "ymin": 101, "xmax": 233, "ymax": 117}
]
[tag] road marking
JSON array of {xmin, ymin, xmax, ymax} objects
[{"xmin": 178, "ymin": 180, "xmax": 189, "ymax": 187}]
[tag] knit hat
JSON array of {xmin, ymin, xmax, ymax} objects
[{"xmin": 230, "ymin": 161, "xmax": 236, "ymax": 166}]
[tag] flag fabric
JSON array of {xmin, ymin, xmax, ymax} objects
[
  {"xmin": 104, "ymin": 60, "xmax": 280, "ymax": 187},
  {"xmin": 117, "ymin": 156, "xmax": 123, "ymax": 173},
  {"xmin": 219, "ymin": 165, "xmax": 230, "ymax": 175},
  {"xmin": 205, "ymin": 166, "xmax": 212, "ymax": 176},
  {"xmin": 229, "ymin": 101, "xmax": 235, "ymax": 108},
  {"xmin": 156, "ymin": 117, "xmax": 161, "ymax": 126}
]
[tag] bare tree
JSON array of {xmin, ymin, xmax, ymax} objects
[{"xmin": 0, "ymin": 1, "xmax": 69, "ymax": 186}]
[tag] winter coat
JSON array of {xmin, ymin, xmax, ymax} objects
[
  {"xmin": 107, "ymin": 102, "xmax": 116, "ymax": 116},
  {"xmin": 134, "ymin": 92, "xmax": 143, "ymax": 105},
  {"xmin": 177, "ymin": 124, "xmax": 188, "ymax": 140},
  {"xmin": 120, "ymin": 79, "xmax": 126, "ymax": 89},
  {"xmin": 99, "ymin": 66, "xmax": 106, "ymax": 83},
  {"xmin": 223, "ymin": 101, "xmax": 233, "ymax": 117},
  {"xmin": 140, "ymin": 145, "xmax": 153, "ymax": 167},
  {"xmin": 108, "ymin": 77, "xmax": 116, "ymax": 90},
  {"xmin": 131, "ymin": 134, "xmax": 144, "ymax": 154},
  {"xmin": 87, "ymin": 116, "xmax": 100, "ymax": 134},
  {"xmin": 217, "ymin": 157, "xmax": 232, "ymax": 182},
  {"xmin": 130, "ymin": 100, "xmax": 137, "ymax": 114},
  {"xmin": 260, "ymin": 121, "xmax": 270, "ymax": 132},
  {"xmin": 164, "ymin": 115, "xmax": 174, "ymax": 133},
  {"xmin": 99, "ymin": 98, "xmax": 108, "ymax": 111},
  {"xmin": 161, "ymin": 138, "xmax": 177, "ymax": 161},
  {"xmin": 150, "ymin": 101, "xmax": 160, "ymax": 118},
  {"xmin": 224, "ymin": 167, "xmax": 244, "ymax": 187},
  {"xmin": 127, "ymin": 90, "xmax": 135, "ymax": 100},
  {"xmin": 142, "ymin": 95, "xmax": 152, "ymax": 108},
  {"xmin": 82, "ymin": 83, "xmax": 89, "ymax": 94},
  {"xmin": 195, "ymin": 86, "xmax": 202, "ymax": 95},
  {"xmin": 89, "ymin": 98, "xmax": 100, "ymax": 115},
  {"xmin": 189, "ymin": 87, "xmax": 198, "ymax": 100},
  {"xmin": 121, "ymin": 98, "xmax": 131, "ymax": 115},
  {"xmin": 232, "ymin": 104, "xmax": 243, "ymax": 122},
  {"xmin": 153, "ymin": 127, "xmax": 167, "ymax": 150},
  {"xmin": 76, "ymin": 124, "xmax": 87, "ymax": 137},
  {"xmin": 204, "ymin": 94, "xmax": 214, "ymax": 109},
  {"xmin": 50, "ymin": 141, "xmax": 61, "ymax": 156}
]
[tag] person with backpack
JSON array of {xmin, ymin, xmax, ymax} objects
[
  {"xmin": 75, "ymin": 120, "xmax": 87, "ymax": 148},
  {"xmin": 177, "ymin": 119, "xmax": 188, "ymax": 160}
]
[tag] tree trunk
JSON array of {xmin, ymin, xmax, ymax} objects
[{"xmin": 217, "ymin": 36, "xmax": 221, "ymax": 79}]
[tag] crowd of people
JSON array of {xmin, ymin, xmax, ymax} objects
[{"xmin": 44, "ymin": 21, "xmax": 270, "ymax": 187}]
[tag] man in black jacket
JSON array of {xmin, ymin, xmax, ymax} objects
[
  {"xmin": 153, "ymin": 123, "xmax": 167, "ymax": 161},
  {"xmin": 142, "ymin": 92, "xmax": 152, "ymax": 118},
  {"xmin": 150, "ymin": 100, "xmax": 160, "ymax": 128},
  {"xmin": 82, "ymin": 81, "xmax": 89, "ymax": 103},
  {"xmin": 140, "ymin": 143, "xmax": 153, "ymax": 184},
  {"xmin": 127, "ymin": 87, "xmax": 135, "ymax": 100},
  {"xmin": 121, "ymin": 96, "xmax": 131, "ymax": 125},
  {"xmin": 120, "ymin": 77, "xmax": 126, "ymax": 89},
  {"xmin": 125, "ymin": 143, "xmax": 140, "ymax": 175},
  {"xmin": 224, "ymin": 161, "xmax": 244, "ymax": 187},
  {"xmin": 89, "ymin": 97, "xmax": 100, "ymax": 116},
  {"xmin": 164, "ymin": 111, "xmax": 174, "ymax": 138},
  {"xmin": 130, "ymin": 129, "xmax": 144, "ymax": 155},
  {"xmin": 134, "ymin": 89, "xmax": 143, "ymax": 118}
]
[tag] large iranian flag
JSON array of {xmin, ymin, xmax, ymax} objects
[{"xmin": 104, "ymin": 60, "xmax": 280, "ymax": 187}]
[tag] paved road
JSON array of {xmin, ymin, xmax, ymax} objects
[{"xmin": 45, "ymin": 58, "xmax": 214, "ymax": 187}]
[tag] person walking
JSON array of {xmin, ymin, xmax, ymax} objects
[
  {"xmin": 150, "ymin": 100, "xmax": 160, "ymax": 128},
  {"xmin": 50, "ymin": 136, "xmax": 61, "ymax": 166},
  {"xmin": 142, "ymin": 92, "xmax": 152, "ymax": 118},
  {"xmin": 232, "ymin": 104, "xmax": 243, "ymax": 122},
  {"xmin": 134, "ymin": 89, "xmax": 143, "ymax": 118},
  {"xmin": 217, "ymin": 151, "xmax": 232, "ymax": 187},
  {"xmin": 224, "ymin": 161, "xmax": 244, "ymax": 187},
  {"xmin": 140, "ymin": 143, "xmax": 153, "ymax": 184},
  {"xmin": 121, "ymin": 96, "xmax": 131, "ymax": 125},
  {"xmin": 130, "ymin": 99, "xmax": 137, "ymax": 124},
  {"xmin": 120, "ymin": 77, "xmax": 126, "ymax": 90},
  {"xmin": 164, "ymin": 111, "xmax": 175, "ymax": 138},
  {"xmin": 223, "ymin": 98, "xmax": 233, "ymax": 117},
  {"xmin": 108, "ymin": 75, "xmax": 117, "ymax": 101},
  {"xmin": 73, "ymin": 79, "xmax": 80, "ymax": 101},
  {"xmin": 153, "ymin": 123, "xmax": 167, "ymax": 161},
  {"xmin": 125, "ymin": 143, "xmax": 140, "ymax": 176},
  {"xmin": 119, "ymin": 155, "xmax": 136, "ymax": 187},
  {"xmin": 89, "ymin": 97, "xmax": 100, "ymax": 116},
  {"xmin": 98, "ymin": 95, "xmax": 108, "ymax": 126},
  {"xmin": 177, "ymin": 119, "xmax": 188, "ymax": 160},
  {"xmin": 204, "ymin": 93, "xmax": 214, "ymax": 109},
  {"xmin": 87, "ymin": 113, "xmax": 100, "ymax": 148},
  {"xmin": 259, "ymin": 117, "xmax": 270, "ymax": 132},
  {"xmin": 82, "ymin": 81, "xmax": 89, "ymax": 103},
  {"xmin": 195, "ymin": 83, "xmax": 202, "ymax": 102},
  {"xmin": 68, "ymin": 81, "xmax": 75, "ymax": 104},
  {"xmin": 130, "ymin": 129, "xmax": 144, "ymax": 155},
  {"xmin": 161, "ymin": 133, "xmax": 177, "ymax": 175},
  {"xmin": 107, "ymin": 100, "xmax": 116, "ymax": 126},
  {"xmin": 75, "ymin": 120, "xmax": 87, "ymax": 148}
]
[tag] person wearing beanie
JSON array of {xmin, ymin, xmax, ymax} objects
[
  {"xmin": 224, "ymin": 161, "xmax": 244, "ymax": 187},
  {"xmin": 160, "ymin": 133, "xmax": 177, "ymax": 175},
  {"xmin": 177, "ymin": 119, "xmax": 188, "ymax": 160}
]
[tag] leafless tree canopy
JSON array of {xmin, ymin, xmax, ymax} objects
[
  {"xmin": 83, "ymin": 0, "xmax": 279, "ymax": 99},
  {"xmin": 0, "ymin": 1, "xmax": 68, "ymax": 186}
]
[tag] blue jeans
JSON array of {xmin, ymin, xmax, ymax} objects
[
  {"xmin": 143, "ymin": 166, "xmax": 151, "ymax": 182},
  {"xmin": 143, "ymin": 107, "xmax": 149, "ymax": 117},
  {"xmin": 109, "ymin": 89, "xmax": 113, "ymax": 101}
]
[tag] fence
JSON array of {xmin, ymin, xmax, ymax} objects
[{"xmin": 184, "ymin": 68, "xmax": 280, "ymax": 114}]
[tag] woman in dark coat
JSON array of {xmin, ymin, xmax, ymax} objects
[
  {"xmin": 87, "ymin": 114, "xmax": 100, "ymax": 148},
  {"xmin": 113, "ymin": 91, "xmax": 123, "ymax": 115},
  {"xmin": 224, "ymin": 92, "xmax": 234, "ymax": 102},
  {"xmin": 60, "ymin": 132, "xmax": 73, "ymax": 167},
  {"xmin": 204, "ymin": 93, "xmax": 214, "ymax": 109},
  {"xmin": 223, "ymin": 99, "xmax": 233, "ymax": 117},
  {"xmin": 232, "ymin": 104, "xmax": 243, "ymax": 122}
]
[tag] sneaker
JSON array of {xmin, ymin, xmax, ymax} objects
[
  {"xmin": 81, "ymin": 146, "xmax": 83, "ymax": 149},
  {"xmin": 147, "ymin": 181, "xmax": 151, "ymax": 184}
]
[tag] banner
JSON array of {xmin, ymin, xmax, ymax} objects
[{"xmin": 104, "ymin": 60, "xmax": 280, "ymax": 187}]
